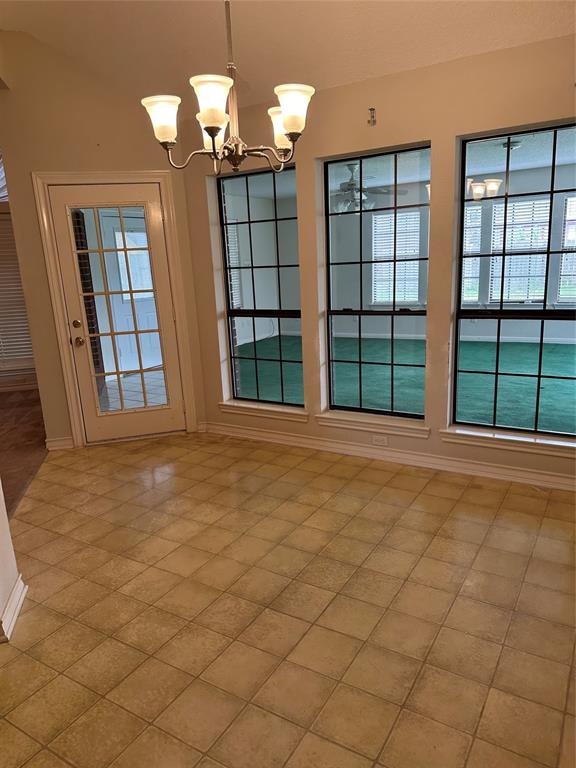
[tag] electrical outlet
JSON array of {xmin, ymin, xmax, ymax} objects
[{"xmin": 372, "ymin": 435, "xmax": 389, "ymax": 447}]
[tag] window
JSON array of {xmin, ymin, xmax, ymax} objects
[
  {"xmin": 454, "ymin": 125, "xmax": 576, "ymax": 436},
  {"xmin": 218, "ymin": 168, "xmax": 303, "ymax": 406},
  {"xmin": 326, "ymin": 146, "xmax": 430, "ymax": 416}
]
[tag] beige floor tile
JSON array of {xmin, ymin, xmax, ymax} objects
[
  {"xmin": 380, "ymin": 709, "xmax": 471, "ymax": 768},
  {"xmin": 286, "ymin": 732, "xmax": 371, "ymax": 767},
  {"xmin": 58, "ymin": 545, "xmax": 113, "ymax": 577},
  {"xmin": 272, "ymin": 500, "xmax": 318, "ymax": 524},
  {"xmin": 317, "ymin": 595, "xmax": 383, "ymax": 640},
  {"xmin": 282, "ymin": 526, "xmax": 333, "ymax": 554},
  {"xmin": 113, "ymin": 605, "xmax": 186, "ymax": 654},
  {"xmin": 110, "ymin": 725, "xmax": 201, "ymax": 768},
  {"xmin": 363, "ymin": 546, "xmax": 419, "ymax": 578},
  {"xmin": 407, "ymin": 664, "xmax": 488, "ymax": 733},
  {"xmin": 87, "ymin": 556, "xmax": 148, "ymax": 589},
  {"xmin": 154, "ymin": 578, "xmax": 220, "ymax": 619},
  {"xmin": 20, "ymin": 750, "xmax": 74, "ymax": 768},
  {"xmin": 445, "ymin": 596, "xmax": 511, "ymax": 642},
  {"xmin": 8, "ymin": 605, "xmax": 68, "ymax": 651},
  {"xmin": 439, "ymin": 518, "xmax": 488, "ymax": 545},
  {"xmin": 533, "ymin": 536, "xmax": 575, "ymax": 566},
  {"xmin": 93, "ymin": 527, "xmax": 149, "ymax": 554},
  {"xmin": 540, "ymin": 517, "xmax": 575, "ymax": 542},
  {"xmin": 313, "ymin": 683, "xmax": 399, "ymax": 758},
  {"xmin": 107, "ymin": 657, "xmax": 192, "ymax": 721},
  {"xmin": 288, "ymin": 626, "xmax": 362, "ymax": 679},
  {"xmin": 0, "ymin": 719, "xmax": 41, "ymax": 768},
  {"xmin": 560, "ymin": 715, "xmax": 575, "ymax": 768},
  {"xmin": 341, "ymin": 568, "xmax": 403, "ymax": 607},
  {"xmin": 253, "ymin": 661, "xmax": 336, "ymax": 727},
  {"xmin": 0, "ymin": 643, "xmax": 21, "ymax": 668},
  {"xmin": 409, "ymin": 556, "xmax": 467, "ymax": 593},
  {"xmin": 525, "ymin": 559, "xmax": 575, "ymax": 594},
  {"xmin": 424, "ymin": 536, "xmax": 478, "ymax": 567},
  {"xmin": 155, "ymin": 679, "xmax": 244, "ymax": 751},
  {"xmin": 344, "ymin": 644, "xmax": 420, "ymax": 704},
  {"xmin": 7, "ymin": 675, "xmax": 98, "ymax": 743},
  {"xmin": 50, "ymin": 699, "xmax": 146, "ymax": 768},
  {"xmin": 494, "ymin": 646, "xmax": 570, "ymax": 710},
  {"xmin": 428, "ymin": 626, "xmax": 501, "ymax": 684},
  {"xmin": 30, "ymin": 536, "xmax": 85, "ymax": 566},
  {"xmin": 42, "ymin": 579, "xmax": 110, "ymax": 618},
  {"xmin": 271, "ymin": 581, "xmax": 335, "ymax": 622},
  {"xmin": 200, "ymin": 640, "xmax": 279, "ymax": 699},
  {"xmin": 27, "ymin": 620, "xmax": 105, "ymax": 672},
  {"xmin": 382, "ymin": 526, "xmax": 433, "ymax": 554},
  {"xmin": 221, "ymin": 534, "xmax": 277, "ymax": 565},
  {"xmin": 155, "ymin": 623, "xmax": 231, "ymax": 675},
  {"xmin": 228, "ymin": 566, "xmax": 290, "ymax": 605},
  {"xmin": 25, "ymin": 568, "xmax": 78, "ymax": 604},
  {"xmin": 239, "ymin": 607, "xmax": 310, "ymax": 655},
  {"xmin": 258, "ymin": 544, "xmax": 313, "ymax": 578},
  {"xmin": 340, "ymin": 517, "xmax": 388, "ymax": 544},
  {"xmin": 478, "ymin": 688, "xmax": 563, "ymax": 767},
  {"xmin": 304, "ymin": 509, "xmax": 350, "ymax": 533},
  {"xmin": 461, "ymin": 570, "xmax": 522, "ymax": 609},
  {"xmin": 78, "ymin": 592, "xmax": 146, "ymax": 634},
  {"xmin": 155, "ymin": 545, "xmax": 212, "ymax": 577},
  {"xmin": 65, "ymin": 637, "xmax": 146, "ymax": 694},
  {"xmin": 0, "ymin": 654, "xmax": 57, "ymax": 714},
  {"xmin": 517, "ymin": 583, "xmax": 576, "ymax": 626},
  {"xmin": 390, "ymin": 581, "xmax": 454, "ymax": 624},
  {"xmin": 118, "ymin": 566, "xmax": 183, "ymax": 604},
  {"xmin": 398, "ymin": 508, "xmax": 445, "ymax": 535},
  {"xmin": 210, "ymin": 704, "xmax": 304, "ymax": 768},
  {"xmin": 298, "ymin": 556, "xmax": 356, "ymax": 591},
  {"xmin": 467, "ymin": 739, "xmax": 545, "ymax": 768},
  {"xmin": 472, "ymin": 546, "xmax": 528, "ymax": 579},
  {"xmin": 371, "ymin": 610, "xmax": 438, "ymax": 660},
  {"xmin": 188, "ymin": 526, "xmax": 240, "ymax": 554},
  {"xmin": 196, "ymin": 592, "xmax": 264, "ymax": 637},
  {"xmin": 321, "ymin": 535, "xmax": 374, "ymax": 566},
  {"xmin": 484, "ymin": 526, "xmax": 536, "ymax": 556},
  {"xmin": 566, "ymin": 672, "xmax": 575, "ymax": 715},
  {"xmin": 249, "ymin": 517, "xmax": 296, "ymax": 542}
]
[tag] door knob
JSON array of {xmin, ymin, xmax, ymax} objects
[
  {"xmin": 72, "ymin": 319, "xmax": 82, "ymax": 328},
  {"xmin": 74, "ymin": 337, "xmax": 86, "ymax": 347}
]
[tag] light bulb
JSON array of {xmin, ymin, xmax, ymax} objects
[
  {"xmin": 196, "ymin": 113, "xmax": 229, "ymax": 151},
  {"xmin": 425, "ymin": 183, "xmax": 430, "ymax": 200},
  {"xmin": 471, "ymin": 182, "xmax": 486, "ymax": 201},
  {"xmin": 189, "ymin": 75, "xmax": 233, "ymax": 127},
  {"xmin": 273, "ymin": 84, "xmax": 315, "ymax": 134},
  {"xmin": 141, "ymin": 95, "xmax": 181, "ymax": 143},
  {"xmin": 484, "ymin": 178, "xmax": 503, "ymax": 197},
  {"xmin": 267, "ymin": 107, "xmax": 291, "ymax": 149}
]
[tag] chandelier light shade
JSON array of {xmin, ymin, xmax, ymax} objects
[
  {"xmin": 141, "ymin": 95, "xmax": 181, "ymax": 142},
  {"xmin": 484, "ymin": 178, "xmax": 503, "ymax": 197},
  {"xmin": 140, "ymin": 0, "xmax": 314, "ymax": 174},
  {"xmin": 470, "ymin": 181, "xmax": 487, "ymax": 200}
]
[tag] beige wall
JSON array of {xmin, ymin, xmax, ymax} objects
[{"xmin": 0, "ymin": 29, "xmax": 574, "ymax": 484}]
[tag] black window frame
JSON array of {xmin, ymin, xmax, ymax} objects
[
  {"xmin": 453, "ymin": 123, "xmax": 576, "ymax": 437},
  {"xmin": 217, "ymin": 166, "xmax": 304, "ymax": 407},
  {"xmin": 324, "ymin": 144, "xmax": 431, "ymax": 419}
]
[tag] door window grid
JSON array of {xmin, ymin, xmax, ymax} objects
[
  {"xmin": 326, "ymin": 146, "xmax": 430, "ymax": 417},
  {"xmin": 454, "ymin": 125, "xmax": 576, "ymax": 436},
  {"xmin": 71, "ymin": 206, "xmax": 168, "ymax": 413},
  {"xmin": 218, "ymin": 169, "xmax": 304, "ymax": 406}
]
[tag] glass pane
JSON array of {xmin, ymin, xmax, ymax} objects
[
  {"xmin": 228, "ymin": 268, "xmax": 253, "ymax": 310},
  {"xmin": 456, "ymin": 372, "xmax": 495, "ymax": 425},
  {"xmin": 394, "ymin": 316, "xmax": 426, "ymax": 364},
  {"xmin": 279, "ymin": 267, "xmax": 300, "ymax": 310},
  {"xmin": 248, "ymin": 173, "xmax": 275, "ymax": 220},
  {"xmin": 98, "ymin": 208, "xmax": 123, "ymax": 249},
  {"xmin": 115, "ymin": 334, "xmax": 139, "ymax": 372},
  {"xmin": 121, "ymin": 373, "xmax": 146, "ymax": 410},
  {"xmin": 109, "ymin": 293, "xmax": 135, "ymax": 332},
  {"xmin": 495, "ymin": 375, "xmax": 537, "ymax": 430},
  {"xmin": 465, "ymin": 138, "xmax": 507, "ymax": 200},
  {"xmin": 275, "ymin": 169, "xmax": 297, "ymax": 218},
  {"xmin": 458, "ymin": 319, "xmax": 497, "ymax": 372},
  {"xmin": 144, "ymin": 370, "xmax": 168, "ymax": 406},
  {"xmin": 234, "ymin": 358, "xmax": 257, "ymax": 399},
  {"xmin": 221, "ymin": 176, "xmax": 248, "ymax": 222},
  {"xmin": 460, "ymin": 257, "xmax": 481, "ymax": 306},
  {"xmin": 90, "ymin": 335, "xmax": 116, "ymax": 374},
  {"xmin": 78, "ymin": 252, "xmax": 104, "ymax": 292},
  {"xmin": 127, "ymin": 251, "xmax": 153, "ymax": 290},
  {"xmin": 538, "ymin": 378, "xmax": 576, "ymax": 435},
  {"xmin": 331, "ymin": 264, "xmax": 360, "ymax": 310},
  {"xmin": 254, "ymin": 317, "xmax": 280, "ymax": 360},
  {"xmin": 331, "ymin": 316, "xmax": 359, "ymax": 361},
  {"xmin": 397, "ymin": 148, "xmax": 430, "ymax": 206},
  {"xmin": 139, "ymin": 332, "xmax": 163, "ymax": 370},
  {"xmin": 508, "ymin": 131, "xmax": 553, "ymax": 195},
  {"xmin": 225, "ymin": 224, "xmax": 251, "ymax": 267},
  {"xmin": 361, "ymin": 154, "xmax": 394, "ymax": 210},
  {"xmin": 361, "ymin": 364, "xmax": 391, "ymax": 411},
  {"xmin": 502, "ymin": 195, "xmax": 550, "ymax": 254},
  {"xmin": 499, "ymin": 319, "xmax": 541, "ymax": 374},
  {"xmin": 231, "ymin": 318, "xmax": 255, "ymax": 358},
  {"xmin": 330, "ymin": 214, "xmax": 360, "ymax": 263},
  {"xmin": 96, "ymin": 375, "xmax": 121, "ymax": 412},
  {"xmin": 554, "ymin": 127, "xmax": 576, "ymax": 191},
  {"xmin": 84, "ymin": 295, "xmax": 110, "ymax": 335},
  {"xmin": 278, "ymin": 220, "xmax": 298, "ymax": 265},
  {"xmin": 251, "ymin": 222, "xmax": 277, "ymax": 266},
  {"xmin": 254, "ymin": 268, "xmax": 279, "ymax": 309},
  {"xmin": 367, "ymin": 262, "xmax": 392, "ymax": 307},
  {"xmin": 134, "ymin": 293, "xmax": 158, "ymax": 330},
  {"xmin": 393, "ymin": 365, "xmax": 425, "ymax": 414},
  {"xmin": 282, "ymin": 362, "xmax": 304, "ymax": 405},
  {"xmin": 257, "ymin": 360, "xmax": 282, "ymax": 402},
  {"xmin": 361, "ymin": 315, "xmax": 391, "ymax": 363},
  {"xmin": 363, "ymin": 211, "xmax": 392, "ymax": 262},
  {"xmin": 280, "ymin": 319, "xmax": 301, "ymax": 361},
  {"xmin": 551, "ymin": 192, "xmax": 576, "ymax": 252},
  {"xmin": 328, "ymin": 160, "xmax": 360, "ymax": 213},
  {"xmin": 394, "ymin": 260, "xmax": 426, "ymax": 308},
  {"xmin": 333, "ymin": 362, "xmax": 359, "ymax": 407},
  {"xmin": 501, "ymin": 253, "xmax": 545, "ymax": 306},
  {"xmin": 542, "ymin": 321, "xmax": 576, "ymax": 377},
  {"xmin": 104, "ymin": 252, "xmax": 127, "ymax": 292},
  {"xmin": 122, "ymin": 207, "xmax": 147, "ymax": 247},
  {"xmin": 548, "ymin": 252, "xmax": 576, "ymax": 307},
  {"xmin": 462, "ymin": 202, "xmax": 486, "ymax": 256},
  {"xmin": 71, "ymin": 209, "xmax": 98, "ymax": 251}
]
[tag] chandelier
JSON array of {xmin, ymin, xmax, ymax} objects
[{"xmin": 141, "ymin": 1, "xmax": 314, "ymax": 174}]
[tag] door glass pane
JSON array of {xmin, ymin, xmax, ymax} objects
[
  {"xmin": 144, "ymin": 370, "xmax": 168, "ymax": 406},
  {"xmin": 72, "ymin": 209, "xmax": 99, "ymax": 251},
  {"xmin": 140, "ymin": 332, "xmax": 162, "ymax": 370},
  {"xmin": 78, "ymin": 252, "xmax": 104, "ymax": 292},
  {"xmin": 134, "ymin": 293, "xmax": 159, "ymax": 331},
  {"xmin": 98, "ymin": 208, "xmax": 123, "ymax": 249},
  {"xmin": 127, "ymin": 250, "xmax": 153, "ymax": 290},
  {"xmin": 109, "ymin": 293, "xmax": 135, "ymax": 332},
  {"xmin": 96, "ymin": 375, "xmax": 122, "ymax": 412},
  {"xmin": 84, "ymin": 295, "xmax": 110, "ymax": 335},
  {"xmin": 121, "ymin": 373, "xmax": 146, "ymax": 409}
]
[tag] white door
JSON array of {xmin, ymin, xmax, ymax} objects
[{"xmin": 49, "ymin": 183, "xmax": 185, "ymax": 442}]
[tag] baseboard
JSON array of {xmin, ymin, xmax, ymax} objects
[
  {"xmin": 45, "ymin": 436, "xmax": 75, "ymax": 451},
  {"xmin": 198, "ymin": 420, "xmax": 574, "ymax": 491},
  {"xmin": 0, "ymin": 575, "xmax": 28, "ymax": 642}
]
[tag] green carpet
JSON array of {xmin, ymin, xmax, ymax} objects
[{"xmin": 234, "ymin": 335, "xmax": 576, "ymax": 434}]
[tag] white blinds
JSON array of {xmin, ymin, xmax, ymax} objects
[
  {"xmin": 0, "ymin": 156, "xmax": 8, "ymax": 202},
  {"xmin": 0, "ymin": 212, "xmax": 35, "ymax": 376},
  {"xmin": 372, "ymin": 211, "xmax": 420, "ymax": 303},
  {"xmin": 225, "ymin": 224, "xmax": 242, "ymax": 309},
  {"xmin": 463, "ymin": 205, "xmax": 482, "ymax": 254},
  {"xmin": 492, "ymin": 199, "xmax": 550, "ymax": 253}
]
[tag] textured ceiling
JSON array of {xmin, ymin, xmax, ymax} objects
[{"xmin": 0, "ymin": 0, "xmax": 573, "ymax": 109}]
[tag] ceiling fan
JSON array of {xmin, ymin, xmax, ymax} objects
[{"xmin": 332, "ymin": 163, "xmax": 407, "ymax": 211}]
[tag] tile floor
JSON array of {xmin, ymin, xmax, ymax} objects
[{"xmin": 2, "ymin": 432, "xmax": 575, "ymax": 768}]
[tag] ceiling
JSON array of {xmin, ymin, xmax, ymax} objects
[{"xmin": 0, "ymin": 0, "xmax": 573, "ymax": 112}]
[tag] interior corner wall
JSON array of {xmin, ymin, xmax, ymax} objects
[
  {"xmin": 184, "ymin": 35, "xmax": 576, "ymax": 483},
  {"xmin": 0, "ymin": 31, "xmax": 205, "ymax": 442}
]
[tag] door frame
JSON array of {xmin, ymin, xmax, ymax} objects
[{"xmin": 33, "ymin": 171, "xmax": 197, "ymax": 446}]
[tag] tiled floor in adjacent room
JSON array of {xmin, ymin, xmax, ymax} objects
[{"xmin": 2, "ymin": 432, "xmax": 574, "ymax": 768}]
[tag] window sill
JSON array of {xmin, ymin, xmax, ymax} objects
[
  {"xmin": 219, "ymin": 400, "xmax": 309, "ymax": 423},
  {"xmin": 315, "ymin": 411, "xmax": 430, "ymax": 439},
  {"xmin": 439, "ymin": 427, "xmax": 575, "ymax": 458}
]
